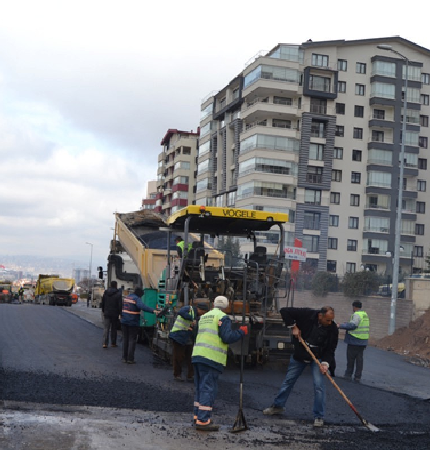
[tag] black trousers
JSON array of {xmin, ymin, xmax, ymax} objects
[
  {"xmin": 172, "ymin": 340, "xmax": 194, "ymax": 379},
  {"xmin": 345, "ymin": 344, "xmax": 366, "ymax": 380},
  {"xmin": 122, "ymin": 325, "xmax": 140, "ymax": 362}
]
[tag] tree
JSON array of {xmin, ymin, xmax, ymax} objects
[
  {"xmin": 311, "ymin": 272, "xmax": 338, "ymax": 297},
  {"xmin": 342, "ymin": 271, "xmax": 379, "ymax": 297}
]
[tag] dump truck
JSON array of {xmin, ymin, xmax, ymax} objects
[
  {"xmin": 151, "ymin": 205, "xmax": 294, "ymax": 366},
  {"xmin": 35, "ymin": 274, "xmax": 75, "ymax": 306},
  {"xmin": 106, "ymin": 209, "xmax": 223, "ymax": 342}
]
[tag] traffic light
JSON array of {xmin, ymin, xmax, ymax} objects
[{"xmin": 97, "ymin": 266, "xmax": 103, "ymax": 279}]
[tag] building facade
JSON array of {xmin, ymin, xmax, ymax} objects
[
  {"xmin": 141, "ymin": 180, "xmax": 158, "ymax": 210},
  {"xmin": 155, "ymin": 129, "xmax": 199, "ymax": 216},
  {"xmin": 195, "ymin": 37, "xmax": 430, "ymax": 277}
]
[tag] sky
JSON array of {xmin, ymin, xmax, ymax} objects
[{"xmin": 0, "ymin": 0, "xmax": 428, "ymax": 274}]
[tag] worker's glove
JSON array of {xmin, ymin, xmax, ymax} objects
[{"xmin": 239, "ymin": 325, "xmax": 248, "ymax": 335}]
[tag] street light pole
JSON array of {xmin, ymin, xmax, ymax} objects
[
  {"xmin": 86, "ymin": 242, "xmax": 93, "ymax": 308},
  {"xmin": 377, "ymin": 45, "xmax": 409, "ymax": 335}
]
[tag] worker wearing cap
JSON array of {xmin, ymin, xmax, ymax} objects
[
  {"xmin": 191, "ymin": 295, "xmax": 248, "ymax": 431},
  {"xmin": 169, "ymin": 302, "xmax": 209, "ymax": 382},
  {"xmin": 338, "ymin": 301, "xmax": 370, "ymax": 383}
]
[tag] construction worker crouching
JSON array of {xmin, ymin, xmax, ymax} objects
[{"xmin": 191, "ymin": 295, "xmax": 248, "ymax": 431}]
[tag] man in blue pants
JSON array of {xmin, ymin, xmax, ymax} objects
[
  {"xmin": 263, "ymin": 307, "xmax": 338, "ymax": 427},
  {"xmin": 191, "ymin": 295, "xmax": 248, "ymax": 431}
]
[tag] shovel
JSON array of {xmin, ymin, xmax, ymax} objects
[
  {"xmin": 298, "ymin": 335, "xmax": 379, "ymax": 432},
  {"xmin": 230, "ymin": 265, "xmax": 249, "ymax": 433}
]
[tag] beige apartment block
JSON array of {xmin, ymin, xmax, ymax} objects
[
  {"xmin": 155, "ymin": 129, "xmax": 199, "ymax": 217},
  {"xmin": 196, "ymin": 37, "xmax": 430, "ymax": 278}
]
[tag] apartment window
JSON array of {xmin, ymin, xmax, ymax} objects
[
  {"xmin": 356, "ymin": 62, "xmax": 366, "ymax": 74},
  {"xmin": 329, "ymin": 215, "xmax": 339, "ymax": 227},
  {"xmin": 338, "ymin": 81, "xmax": 346, "ymax": 93},
  {"xmin": 353, "ymin": 128, "xmax": 363, "ymax": 139},
  {"xmin": 418, "ymin": 158, "xmax": 427, "ymax": 170},
  {"xmin": 351, "ymin": 172, "xmax": 361, "ymax": 183},
  {"xmin": 417, "ymin": 180, "xmax": 426, "ymax": 191},
  {"xmin": 334, "ymin": 147, "xmax": 343, "ymax": 159},
  {"xmin": 421, "ymin": 94, "xmax": 429, "ymax": 105},
  {"xmin": 419, "ymin": 137, "xmax": 428, "ymax": 149},
  {"xmin": 328, "ymin": 238, "xmax": 338, "ymax": 249},
  {"xmin": 416, "ymin": 224, "xmax": 425, "ymax": 235},
  {"xmin": 335, "ymin": 126, "xmax": 344, "ymax": 137},
  {"xmin": 327, "ymin": 260, "xmax": 337, "ymax": 272},
  {"xmin": 348, "ymin": 217, "xmax": 359, "ymax": 229},
  {"xmin": 306, "ymin": 166, "xmax": 323, "ymax": 183},
  {"xmin": 350, "ymin": 194, "xmax": 360, "ymax": 206},
  {"xmin": 330, "ymin": 192, "xmax": 340, "ymax": 204},
  {"xmin": 332, "ymin": 169, "xmax": 342, "ymax": 182},
  {"xmin": 304, "ymin": 211, "xmax": 321, "ymax": 230},
  {"xmin": 346, "ymin": 262, "xmax": 356, "ymax": 273},
  {"xmin": 274, "ymin": 96, "xmax": 293, "ymax": 105},
  {"xmin": 422, "ymin": 73, "xmax": 430, "ymax": 85},
  {"xmin": 272, "ymin": 119, "xmax": 291, "ymax": 129},
  {"xmin": 309, "ymin": 143, "xmax": 324, "ymax": 160},
  {"xmin": 338, "ymin": 59, "xmax": 347, "ymax": 71},
  {"xmin": 373, "ymin": 109, "xmax": 385, "ymax": 120},
  {"xmin": 336, "ymin": 103, "xmax": 345, "ymax": 114},
  {"xmin": 352, "ymin": 150, "xmax": 362, "ymax": 161},
  {"xmin": 304, "ymin": 189, "xmax": 322, "ymax": 205},
  {"xmin": 415, "ymin": 246, "xmax": 424, "ymax": 257},
  {"xmin": 309, "ymin": 75, "xmax": 331, "ymax": 92},
  {"xmin": 420, "ymin": 115, "xmax": 429, "ymax": 127},
  {"xmin": 355, "ymin": 84, "xmax": 365, "ymax": 96},
  {"xmin": 303, "ymin": 235, "xmax": 320, "ymax": 252},
  {"xmin": 354, "ymin": 105, "xmax": 364, "ymax": 118},
  {"xmin": 312, "ymin": 53, "xmax": 329, "ymax": 67},
  {"xmin": 372, "ymin": 130, "xmax": 384, "ymax": 142},
  {"xmin": 347, "ymin": 240, "xmax": 358, "ymax": 251},
  {"xmin": 416, "ymin": 201, "xmax": 426, "ymax": 213}
]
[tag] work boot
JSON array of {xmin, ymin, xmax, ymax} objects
[
  {"xmin": 196, "ymin": 421, "xmax": 219, "ymax": 432},
  {"xmin": 174, "ymin": 376, "xmax": 184, "ymax": 382},
  {"xmin": 263, "ymin": 405, "xmax": 284, "ymax": 415},
  {"xmin": 354, "ymin": 378, "xmax": 361, "ymax": 384},
  {"xmin": 102, "ymin": 344, "xmax": 107, "ymax": 348}
]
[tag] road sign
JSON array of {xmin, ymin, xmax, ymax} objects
[{"xmin": 284, "ymin": 246, "xmax": 307, "ymax": 261}]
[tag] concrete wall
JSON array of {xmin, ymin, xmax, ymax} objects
[
  {"xmin": 405, "ymin": 278, "xmax": 430, "ymax": 320},
  {"xmin": 279, "ymin": 290, "xmax": 413, "ymax": 341}
]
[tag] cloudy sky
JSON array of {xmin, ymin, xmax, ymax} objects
[{"xmin": 0, "ymin": 0, "xmax": 427, "ymax": 272}]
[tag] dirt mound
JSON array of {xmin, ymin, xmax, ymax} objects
[{"xmin": 373, "ymin": 309, "xmax": 430, "ymax": 366}]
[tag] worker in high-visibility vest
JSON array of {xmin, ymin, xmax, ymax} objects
[
  {"xmin": 191, "ymin": 296, "xmax": 248, "ymax": 431},
  {"xmin": 169, "ymin": 302, "xmax": 209, "ymax": 382},
  {"xmin": 338, "ymin": 301, "xmax": 370, "ymax": 383}
]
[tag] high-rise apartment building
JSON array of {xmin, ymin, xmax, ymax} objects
[
  {"xmin": 196, "ymin": 37, "xmax": 430, "ymax": 277},
  {"xmin": 155, "ymin": 129, "xmax": 199, "ymax": 216},
  {"xmin": 141, "ymin": 180, "xmax": 158, "ymax": 210}
]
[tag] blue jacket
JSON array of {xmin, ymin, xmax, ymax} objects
[
  {"xmin": 169, "ymin": 305, "xmax": 197, "ymax": 346},
  {"xmin": 121, "ymin": 293, "xmax": 155, "ymax": 327},
  {"xmin": 192, "ymin": 313, "xmax": 245, "ymax": 373},
  {"xmin": 339, "ymin": 312, "xmax": 369, "ymax": 346}
]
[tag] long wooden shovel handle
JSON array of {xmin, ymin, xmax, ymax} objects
[{"xmin": 298, "ymin": 335, "xmax": 378, "ymax": 432}]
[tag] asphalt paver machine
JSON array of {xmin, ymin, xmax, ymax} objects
[{"xmin": 152, "ymin": 205, "xmax": 294, "ymax": 366}]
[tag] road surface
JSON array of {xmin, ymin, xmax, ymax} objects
[{"xmin": 1, "ymin": 302, "xmax": 429, "ymax": 449}]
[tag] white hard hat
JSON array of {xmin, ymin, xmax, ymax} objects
[{"xmin": 213, "ymin": 295, "xmax": 228, "ymax": 309}]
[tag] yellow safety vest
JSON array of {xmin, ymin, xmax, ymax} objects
[
  {"xmin": 192, "ymin": 308, "xmax": 228, "ymax": 366},
  {"xmin": 349, "ymin": 311, "xmax": 370, "ymax": 340},
  {"xmin": 171, "ymin": 306, "xmax": 195, "ymax": 333}
]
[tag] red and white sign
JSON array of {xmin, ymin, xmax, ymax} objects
[{"xmin": 284, "ymin": 246, "xmax": 307, "ymax": 261}]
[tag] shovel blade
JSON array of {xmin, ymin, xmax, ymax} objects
[
  {"xmin": 364, "ymin": 421, "xmax": 380, "ymax": 432},
  {"xmin": 230, "ymin": 409, "xmax": 249, "ymax": 433}
]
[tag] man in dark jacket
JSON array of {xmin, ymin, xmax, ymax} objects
[
  {"xmin": 263, "ymin": 307, "xmax": 338, "ymax": 428},
  {"xmin": 169, "ymin": 302, "xmax": 209, "ymax": 382},
  {"xmin": 101, "ymin": 281, "xmax": 122, "ymax": 348},
  {"xmin": 121, "ymin": 287, "xmax": 159, "ymax": 364}
]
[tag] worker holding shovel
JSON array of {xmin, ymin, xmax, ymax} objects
[
  {"xmin": 263, "ymin": 306, "xmax": 338, "ymax": 427},
  {"xmin": 191, "ymin": 295, "xmax": 248, "ymax": 431}
]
